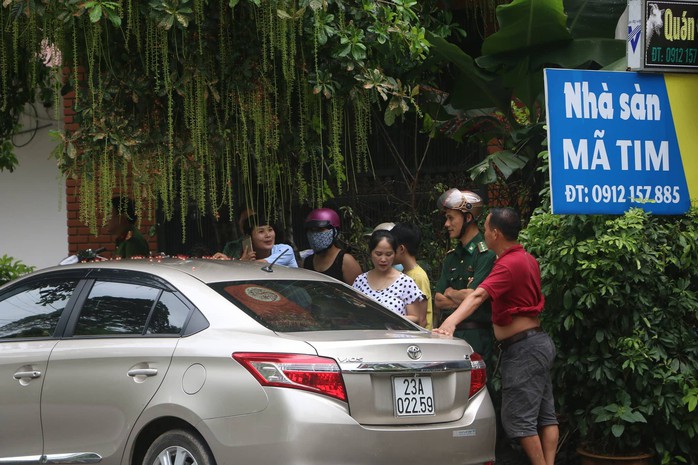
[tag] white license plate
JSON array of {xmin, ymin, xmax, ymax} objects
[{"xmin": 393, "ymin": 376, "xmax": 435, "ymax": 416}]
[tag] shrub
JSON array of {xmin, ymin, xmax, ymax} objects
[
  {"xmin": 0, "ymin": 255, "xmax": 35, "ymax": 286},
  {"xmin": 521, "ymin": 208, "xmax": 698, "ymax": 462}
]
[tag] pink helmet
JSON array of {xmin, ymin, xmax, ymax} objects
[{"xmin": 304, "ymin": 208, "xmax": 341, "ymax": 230}]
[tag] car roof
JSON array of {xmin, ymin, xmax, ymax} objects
[{"xmin": 23, "ymin": 257, "xmax": 335, "ymax": 285}]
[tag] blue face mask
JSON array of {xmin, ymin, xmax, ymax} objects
[
  {"xmin": 393, "ymin": 264, "xmax": 404, "ymax": 272},
  {"xmin": 307, "ymin": 229, "xmax": 335, "ymax": 252}
]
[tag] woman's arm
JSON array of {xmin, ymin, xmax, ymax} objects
[
  {"xmin": 405, "ymin": 300, "xmax": 427, "ymax": 326},
  {"xmin": 342, "ymin": 253, "xmax": 363, "ymax": 285}
]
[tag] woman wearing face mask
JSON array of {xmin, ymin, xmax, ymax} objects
[
  {"xmin": 303, "ymin": 208, "xmax": 362, "ymax": 284},
  {"xmin": 352, "ymin": 230, "xmax": 426, "ymax": 326}
]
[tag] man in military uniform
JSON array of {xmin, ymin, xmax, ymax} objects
[{"xmin": 434, "ymin": 188, "xmax": 496, "ymax": 369}]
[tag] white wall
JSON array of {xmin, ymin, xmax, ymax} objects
[{"xmin": 0, "ymin": 103, "xmax": 67, "ymax": 270}]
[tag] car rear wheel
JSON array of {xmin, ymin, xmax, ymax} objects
[{"xmin": 143, "ymin": 429, "xmax": 215, "ymax": 465}]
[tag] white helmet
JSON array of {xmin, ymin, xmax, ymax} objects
[
  {"xmin": 436, "ymin": 188, "xmax": 484, "ymax": 220},
  {"xmin": 363, "ymin": 222, "xmax": 395, "ymax": 238}
]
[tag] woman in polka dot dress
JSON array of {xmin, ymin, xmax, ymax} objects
[{"xmin": 352, "ymin": 229, "xmax": 427, "ymax": 326}]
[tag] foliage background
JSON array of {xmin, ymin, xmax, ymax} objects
[
  {"xmin": 523, "ymin": 207, "xmax": 698, "ymax": 462},
  {"xmin": 2, "ymin": 0, "xmax": 465, "ymax": 239},
  {"xmin": 4, "ymin": 0, "xmax": 698, "ymax": 462},
  {"xmin": 1, "ymin": 0, "xmax": 627, "ymax": 242}
]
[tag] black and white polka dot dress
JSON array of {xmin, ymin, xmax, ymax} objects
[{"xmin": 352, "ymin": 272, "xmax": 425, "ymax": 316}]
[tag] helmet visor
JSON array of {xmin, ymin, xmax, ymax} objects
[
  {"xmin": 305, "ymin": 219, "xmax": 332, "ymax": 230},
  {"xmin": 437, "ymin": 188, "xmax": 467, "ymax": 211}
]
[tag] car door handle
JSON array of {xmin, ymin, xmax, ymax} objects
[
  {"xmin": 13, "ymin": 370, "xmax": 42, "ymax": 380},
  {"xmin": 127, "ymin": 368, "xmax": 158, "ymax": 377}
]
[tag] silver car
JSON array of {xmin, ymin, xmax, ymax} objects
[{"xmin": 0, "ymin": 258, "xmax": 495, "ymax": 465}]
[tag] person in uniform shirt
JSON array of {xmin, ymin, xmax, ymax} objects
[
  {"xmin": 433, "ymin": 188, "xmax": 496, "ymax": 367},
  {"xmin": 434, "ymin": 208, "xmax": 558, "ymax": 465}
]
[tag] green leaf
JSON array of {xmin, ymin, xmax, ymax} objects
[
  {"xmin": 159, "ymin": 16, "xmax": 175, "ymax": 30},
  {"xmin": 426, "ymin": 33, "xmax": 510, "ymax": 112},
  {"xmin": 67, "ymin": 142, "xmax": 77, "ymax": 159},
  {"xmin": 176, "ymin": 13, "xmax": 189, "ymax": 27},
  {"xmin": 563, "ymin": 314, "xmax": 574, "ymax": 330},
  {"xmin": 351, "ymin": 45, "xmax": 367, "ymax": 61},
  {"xmin": 565, "ymin": 0, "xmax": 628, "ymax": 39},
  {"xmin": 563, "ymin": 289, "xmax": 573, "ymax": 309},
  {"xmin": 493, "ymin": 150, "xmax": 528, "ymax": 178},
  {"xmin": 338, "ymin": 44, "xmax": 352, "ymax": 57},
  {"xmin": 468, "ymin": 149, "xmax": 528, "ymax": 183},
  {"xmin": 107, "ymin": 13, "xmax": 121, "ymax": 27},
  {"xmin": 384, "ymin": 107, "xmax": 396, "ymax": 126},
  {"xmin": 88, "ymin": 4, "xmax": 103, "ymax": 22},
  {"xmin": 595, "ymin": 329, "xmax": 604, "ymax": 343},
  {"xmin": 482, "ymin": 0, "xmax": 571, "ymax": 56},
  {"xmin": 611, "ymin": 424, "xmax": 625, "ymax": 437},
  {"xmin": 468, "ymin": 158, "xmax": 498, "ymax": 184}
]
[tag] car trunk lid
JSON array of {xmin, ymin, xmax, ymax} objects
[{"xmin": 279, "ymin": 330, "xmax": 479, "ymax": 425}]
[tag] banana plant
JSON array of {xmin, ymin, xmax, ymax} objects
[{"xmin": 426, "ymin": 0, "xmax": 626, "ymax": 187}]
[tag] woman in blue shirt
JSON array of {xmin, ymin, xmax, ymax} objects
[{"xmin": 240, "ymin": 212, "xmax": 298, "ymax": 267}]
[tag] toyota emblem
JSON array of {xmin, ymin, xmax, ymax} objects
[{"xmin": 406, "ymin": 345, "xmax": 422, "ymax": 360}]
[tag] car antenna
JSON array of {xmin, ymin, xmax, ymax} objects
[{"xmin": 261, "ymin": 249, "xmax": 289, "ymax": 273}]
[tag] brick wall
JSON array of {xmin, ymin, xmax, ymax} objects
[{"xmin": 63, "ymin": 67, "xmax": 158, "ymax": 258}]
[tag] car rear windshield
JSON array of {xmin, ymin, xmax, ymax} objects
[{"xmin": 210, "ymin": 280, "xmax": 418, "ymax": 332}]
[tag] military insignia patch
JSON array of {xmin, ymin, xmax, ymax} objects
[{"xmin": 477, "ymin": 241, "xmax": 488, "ymax": 253}]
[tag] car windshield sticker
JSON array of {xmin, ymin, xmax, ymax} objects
[{"xmin": 244, "ymin": 286, "xmax": 282, "ymax": 302}]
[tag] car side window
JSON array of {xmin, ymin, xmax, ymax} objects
[
  {"xmin": 0, "ymin": 280, "xmax": 79, "ymax": 339},
  {"xmin": 146, "ymin": 291, "xmax": 190, "ymax": 335},
  {"xmin": 74, "ymin": 281, "xmax": 160, "ymax": 336}
]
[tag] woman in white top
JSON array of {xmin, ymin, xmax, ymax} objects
[{"xmin": 352, "ymin": 230, "xmax": 426, "ymax": 325}]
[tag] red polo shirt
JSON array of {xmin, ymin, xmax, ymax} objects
[{"xmin": 479, "ymin": 244, "xmax": 545, "ymax": 326}]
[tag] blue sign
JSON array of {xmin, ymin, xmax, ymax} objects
[{"xmin": 544, "ymin": 69, "xmax": 691, "ymax": 214}]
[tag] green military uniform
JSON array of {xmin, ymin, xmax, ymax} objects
[
  {"xmin": 435, "ymin": 232, "xmax": 496, "ymax": 368},
  {"xmin": 116, "ymin": 225, "xmax": 150, "ymax": 259}
]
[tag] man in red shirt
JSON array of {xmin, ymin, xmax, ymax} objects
[{"xmin": 434, "ymin": 207, "xmax": 558, "ymax": 465}]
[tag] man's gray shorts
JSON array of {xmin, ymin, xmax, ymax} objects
[{"xmin": 500, "ymin": 331, "xmax": 558, "ymax": 438}]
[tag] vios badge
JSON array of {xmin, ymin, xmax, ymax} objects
[{"xmin": 406, "ymin": 345, "xmax": 422, "ymax": 360}]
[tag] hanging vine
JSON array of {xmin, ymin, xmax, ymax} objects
[{"xmin": 2, "ymin": 0, "xmax": 458, "ymax": 238}]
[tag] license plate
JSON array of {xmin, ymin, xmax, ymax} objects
[{"xmin": 393, "ymin": 376, "xmax": 435, "ymax": 416}]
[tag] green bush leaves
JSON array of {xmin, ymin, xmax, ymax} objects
[{"xmin": 523, "ymin": 207, "xmax": 698, "ymax": 461}]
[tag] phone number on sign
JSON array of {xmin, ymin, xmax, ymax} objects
[{"xmin": 565, "ymin": 185, "xmax": 681, "ymax": 204}]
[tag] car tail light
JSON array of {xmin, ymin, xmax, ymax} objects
[
  {"xmin": 469, "ymin": 352, "xmax": 487, "ymax": 397},
  {"xmin": 233, "ymin": 352, "xmax": 348, "ymax": 402}
]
